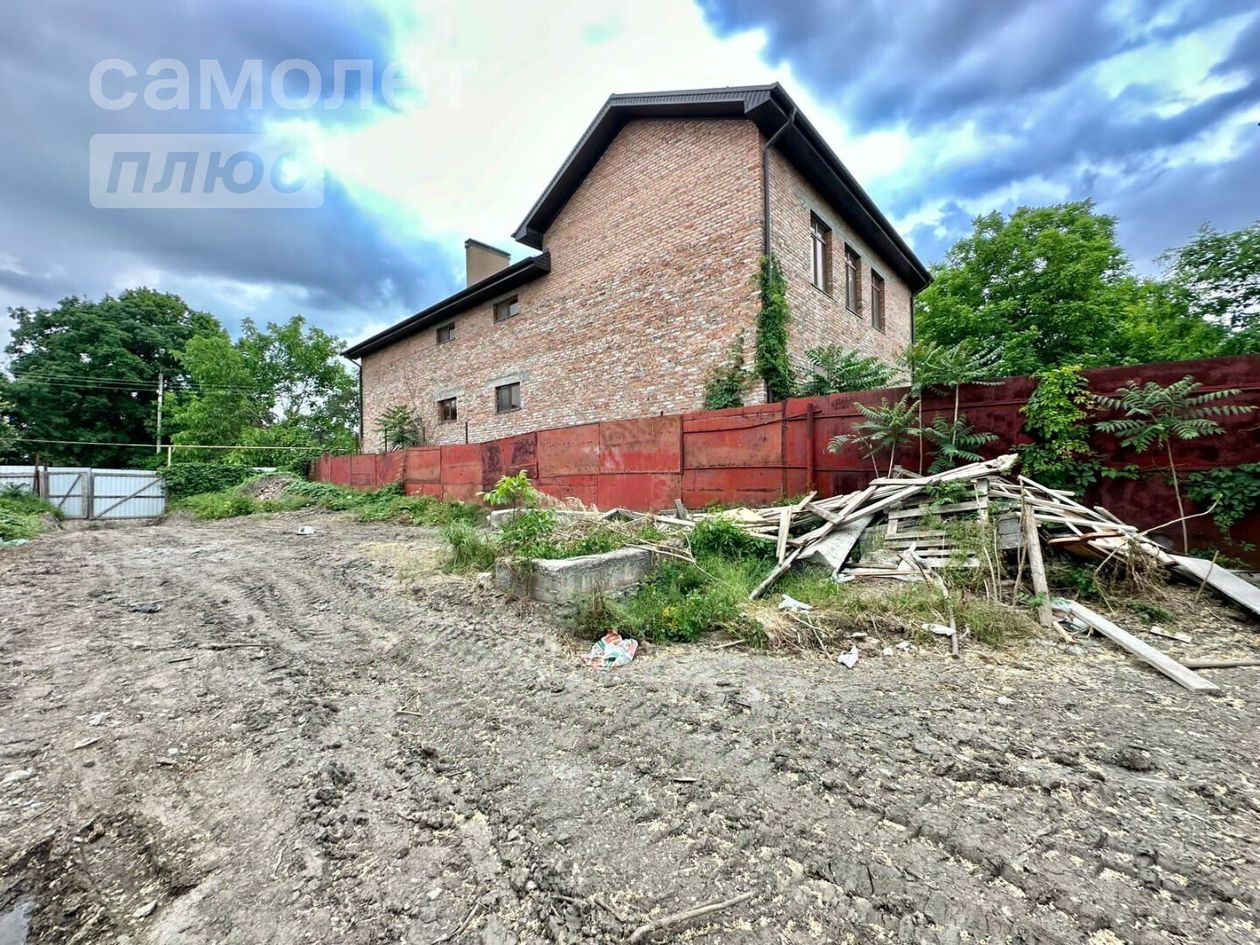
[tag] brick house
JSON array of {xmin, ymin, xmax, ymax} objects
[{"xmin": 346, "ymin": 84, "xmax": 930, "ymax": 449}]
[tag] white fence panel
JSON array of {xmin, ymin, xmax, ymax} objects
[
  {"xmin": 90, "ymin": 470, "xmax": 166, "ymax": 520},
  {"xmin": 0, "ymin": 466, "xmax": 165, "ymax": 520}
]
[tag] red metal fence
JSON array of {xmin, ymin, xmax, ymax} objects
[{"xmin": 313, "ymin": 354, "xmax": 1260, "ymax": 559}]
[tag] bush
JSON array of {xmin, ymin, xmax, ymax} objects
[
  {"xmin": 160, "ymin": 463, "xmax": 259, "ymax": 500},
  {"xmin": 177, "ymin": 491, "xmax": 259, "ymax": 520},
  {"xmin": 0, "ymin": 486, "xmax": 59, "ymax": 541},
  {"xmin": 688, "ymin": 518, "xmax": 775, "ymax": 561}
]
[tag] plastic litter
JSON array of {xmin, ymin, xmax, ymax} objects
[
  {"xmin": 836, "ymin": 646, "xmax": 860, "ymax": 669},
  {"xmin": 778, "ymin": 595, "xmax": 813, "ymax": 613},
  {"xmin": 581, "ymin": 632, "xmax": 639, "ymax": 669},
  {"xmin": 922, "ymin": 622, "xmax": 955, "ymax": 637}
]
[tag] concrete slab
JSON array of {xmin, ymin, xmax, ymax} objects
[{"xmin": 495, "ymin": 547, "xmax": 656, "ymax": 603}]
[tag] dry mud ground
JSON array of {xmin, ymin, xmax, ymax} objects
[{"xmin": 1, "ymin": 513, "xmax": 1258, "ymax": 945}]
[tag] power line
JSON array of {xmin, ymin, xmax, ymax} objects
[
  {"xmin": 14, "ymin": 436, "xmax": 337, "ymax": 451},
  {"xmin": 5, "ymin": 374, "xmax": 276, "ymax": 395}
]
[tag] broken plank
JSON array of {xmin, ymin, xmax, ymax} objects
[
  {"xmin": 1171, "ymin": 554, "xmax": 1260, "ymax": 622},
  {"xmin": 1182, "ymin": 658, "xmax": 1260, "ymax": 670},
  {"xmin": 1060, "ymin": 601, "xmax": 1221, "ymax": 694},
  {"xmin": 673, "ymin": 499, "xmax": 691, "ymax": 521},
  {"xmin": 775, "ymin": 508, "xmax": 791, "ymax": 564},
  {"xmin": 799, "ymin": 515, "xmax": 872, "ymax": 574},
  {"xmin": 1022, "ymin": 499, "xmax": 1055, "ymax": 629},
  {"xmin": 750, "ymin": 548, "xmax": 802, "ymax": 600}
]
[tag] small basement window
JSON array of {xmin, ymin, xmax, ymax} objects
[
  {"xmin": 493, "ymin": 295, "xmax": 520, "ymax": 322},
  {"xmin": 436, "ymin": 322, "xmax": 454, "ymax": 345},
  {"xmin": 438, "ymin": 397, "xmax": 457, "ymax": 423},
  {"xmin": 495, "ymin": 381, "xmax": 521, "ymax": 414}
]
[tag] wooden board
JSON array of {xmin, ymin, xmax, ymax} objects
[
  {"xmin": 1061, "ymin": 601, "xmax": 1221, "ymax": 694},
  {"xmin": 1171, "ymin": 554, "xmax": 1260, "ymax": 622},
  {"xmin": 800, "ymin": 515, "xmax": 872, "ymax": 574}
]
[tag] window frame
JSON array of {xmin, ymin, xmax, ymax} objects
[
  {"xmin": 493, "ymin": 295, "xmax": 521, "ymax": 323},
  {"xmin": 494, "ymin": 381, "xmax": 521, "ymax": 414},
  {"xmin": 870, "ymin": 271, "xmax": 886, "ymax": 333},
  {"xmin": 809, "ymin": 213, "xmax": 832, "ymax": 294},
  {"xmin": 437, "ymin": 396, "xmax": 458, "ymax": 423},
  {"xmin": 436, "ymin": 321, "xmax": 455, "ymax": 345},
  {"xmin": 844, "ymin": 245, "xmax": 862, "ymax": 314}
]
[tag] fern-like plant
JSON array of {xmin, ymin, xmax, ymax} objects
[
  {"xmin": 922, "ymin": 416, "xmax": 998, "ymax": 474},
  {"xmin": 827, "ymin": 395, "xmax": 920, "ymax": 476},
  {"xmin": 797, "ymin": 346, "xmax": 900, "ymax": 397},
  {"xmin": 1094, "ymin": 376, "xmax": 1254, "ymax": 551},
  {"xmin": 375, "ymin": 404, "xmax": 425, "ymax": 451}
]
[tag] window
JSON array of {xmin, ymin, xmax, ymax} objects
[
  {"xmin": 870, "ymin": 272, "xmax": 885, "ymax": 332},
  {"xmin": 438, "ymin": 397, "xmax": 457, "ymax": 423},
  {"xmin": 495, "ymin": 381, "xmax": 521, "ymax": 414},
  {"xmin": 436, "ymin": 322, "xmax": 454, "ymax": 345},
  {"xmin": 493, "ymin": 295, "xmax": 520, "ymax": 322},
  {"xmin": 844, "ymin": 245, "xmax": 861, "ymax": 313},
  {"xmin": 810, "ymin": 214, "xmax": 832, "ymax": 292}
]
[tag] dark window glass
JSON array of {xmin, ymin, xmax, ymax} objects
[
  {"xmin": 810, "ymin": 214, "xmax": 832, "ymax": 292},
  {"xmin": 495, "ymin": 382, "xmax": 521, "ymax": 414},
  {"xmin": 493, "ymin": 296, "xmax": 520, "ymax": 322},
  {"xmin": 438, "ymin": 397, "xmax": 457, "ymax": 422},
  {"xmin": 871, "ymin": 273, "xmax": 886, "ymax": 332},
  {"xmin": 436, "ymin": 322, "xmax": 454, "ymax": 344},
  {"xmin": 844, "ymin": 246, "xmax": 861, "ymax": 312}
]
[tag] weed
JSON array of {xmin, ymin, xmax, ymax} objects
[
  {"xmin": 176, "ymin": 491, "xmax": 259, "ymax": 520},
  {"xmin": 441, "ymin": 521, "xmax": 499, "ymax": 572},
  {"xmin": 0, "ymin": 486, "xmax": 58, "ymax": 541},
  {"xmin": 1129, "ymin": 599, "xmax": 1173, "ymax": 624},
  {"xmin": 688, "ymin": 517, "xmax": 775, "ymax": 561}
]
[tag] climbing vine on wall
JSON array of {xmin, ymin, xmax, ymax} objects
[
  {"xmin": 755, "ymin": 255, "xmax": 794, "ymax": 403},
  {"xmin": 1016, "ymin": 364, "xmax": 1101, "ymax": 491},
  {"xmin": 703, "ymin": 331, "xmax": 754, "ymax": 410}
]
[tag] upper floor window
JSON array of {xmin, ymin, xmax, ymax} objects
[
  {"xmin": 810, "ymin": 214, "xmax": 832, "ymax": 293},
  {"xmin": 493, "ymin": 295, "xmax": 520, "ymax": 322},
  {"xmin": 870, "ymin": 272, "xmax": 886, "ymax": 332},
  {"xmin": 844, "ymin": 245, "xmax": 861, "ymax": 313},
  {"xmin": 438, "ymin": 397, "xmax": 458, "ymax": 423},
  {"xmin": 495, "ymin": 381, "xmax": 521, "ymax": 414},
  {"xmin": 436, "ymin": 322, "xmax": 454, "ymax": 345}
]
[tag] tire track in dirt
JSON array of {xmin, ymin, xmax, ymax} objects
[{"xmin": 3, "ymin": 514, "xmax": 1258, "ymax": 945}]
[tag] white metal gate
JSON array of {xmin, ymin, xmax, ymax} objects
[{"xmin": 0, "ymin": 466, "xmax": 166, "ymax": 520}]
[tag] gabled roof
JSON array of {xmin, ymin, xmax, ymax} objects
[
  {"xmin": 513, "ymin": 83, "xmax": 931, "ymax": 292},
  {"xmin": 344, "ymin": 252, "xmax": 550, "ymax": 359}
]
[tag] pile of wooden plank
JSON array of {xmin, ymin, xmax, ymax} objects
[{"xmin": 628, "ymin": 454, "xmax": 1260, "ymax": 696}]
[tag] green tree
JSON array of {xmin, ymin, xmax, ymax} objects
[
  {"xmin": 375, "ymin": 404, "xmax": 426, "ymax": 451},
  {"xmin": 797, "ymin": 346, "xmax": 900, "ymax": 397},
  {"xmin": 1, "ymin": 289, "xmax": 218, "ymax": 466},
  {"xmin": 827, "ymin": 395, "xmax": 919, "ymax": 476},
  {"xmin": 917, "ymin": 202, "xmax": 1133, "ymax": 374},
  {"xmin": 1094, "ymin": 376, "xmax": 1254, "ymax": 551},
  {"xmin": 1160, "ymin": 221, "xmax": 1260, "ymax": 334},
  {"xmin": 170, "ymin": 316, "xmax": 357, "ymax": 466},
  {"xmin": 0, "ymin": 397, "xmax": 16, "ymax": 457},
  {"xmin": 1109, "ymin": 277, "xmax": 1229, "ymax": 365}
]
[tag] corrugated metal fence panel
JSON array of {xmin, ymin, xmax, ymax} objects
[
  {"xmin": 90, "ymin": 470, "xmax": 165, "ymax": 519},
  {"xmin": 48, "ymin": 469, "xmax": 89, "ymax": 519}
]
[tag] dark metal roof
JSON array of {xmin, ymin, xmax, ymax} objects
[
  {"xmin": 512, "ymin": 83, "xmax": 931, "ymax": 292},
  {"xmin": 343, "ymin": 252, "xmax": 551, "ymax": 359}
]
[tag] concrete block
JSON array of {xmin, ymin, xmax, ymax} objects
[
  {"xmin": 488, "ymin": 508, "xmax": 602, "ymax": 530},
  {"xmin": 494, "ymin": 547, "xmax": 656, "ymax": 603}
]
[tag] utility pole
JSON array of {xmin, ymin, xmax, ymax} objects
[{"xmin": 155, "ymin": 372, "xmax": 164, "ymax": 454}]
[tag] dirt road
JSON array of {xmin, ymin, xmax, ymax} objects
[{"xmin": 2, "ymin": 513, "xmax": 1258, "ymax": 945}]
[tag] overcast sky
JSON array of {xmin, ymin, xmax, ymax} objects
[{"xmin": 1, "ymin": 0, "xmax": 1257, "ymax": 354}]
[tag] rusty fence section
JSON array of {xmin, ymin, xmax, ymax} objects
[{"xmin": 312, "ymin": 354, "xmax": 1260, "ymax": 559}]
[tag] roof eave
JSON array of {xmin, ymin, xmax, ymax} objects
[{"xmin": 343, "ymin": 252, "xmax": 551, "ymax": 359}]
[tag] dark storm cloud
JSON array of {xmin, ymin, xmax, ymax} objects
[
  {"xmin": 700, "ymin": 0, "xmax": 1260, "ymax": 265},
  {"xmin": 0, "ymin": 0, "xmax": 452, "ymax": 338}
]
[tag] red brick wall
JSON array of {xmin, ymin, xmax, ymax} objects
[
  {"xmin": 360, "ymin": 117, "xmax": 916, "ymax": 450},
  {"xmin": 361, "ymin": 118, "xmax": 765, "ymax": 449},
  {"xmin": 767, "ymin": 148, "xmax": 914, "ymax": 369}
]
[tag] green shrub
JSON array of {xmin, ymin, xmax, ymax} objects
[
  {"xmin": 688, "ymin": 517, "xmax": 775, "ymax": 561},
  {"xmin": 0, "ymin": 487, "xmax": 58, "ymax": 541},
  {"xmin": 441, "ymin": 521, "xmax": 499, "ymax": 572},
  {"xmin": 160, "ymin": 463, "xmax": 259, "ymax": 500},
  {"xmin": 177, "ymin": 491, "xmax": 259, "ymax": 520}
]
